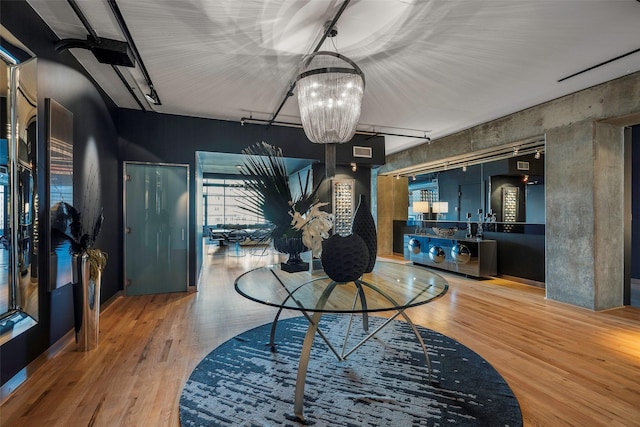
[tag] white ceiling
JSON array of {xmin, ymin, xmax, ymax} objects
[{"xmin": 26, "ymin": 0, "xmax": 640, "ymax": 156}]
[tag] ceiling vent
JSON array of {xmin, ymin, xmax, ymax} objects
[{"xmin": 353, "ymin": 146, "xmax": 372, "ymax": 158}]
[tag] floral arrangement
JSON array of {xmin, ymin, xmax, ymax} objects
[
  {"xmin": 239, "ymin": 141, "xmax": 322, "ymax": 241},
  {"xmin": 289, "ymin": 201, "xmax": 334, "ymax": 257},
  {"xmin": 51, "ymin": 201, "xmax": 106, "ymax": 281}
]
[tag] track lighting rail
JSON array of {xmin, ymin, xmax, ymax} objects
[{"xmin": 240, "ymin": 116, "xmax": 430, "ymax": 141}]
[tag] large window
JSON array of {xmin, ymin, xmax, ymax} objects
[{"xmin": 203, "ymin": 178, "xmax": 264, "ymax": 226}]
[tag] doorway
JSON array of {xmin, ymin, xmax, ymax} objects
[{"xmin": 124, "ymin": 162, "xmax": 189, "ymax": 295}]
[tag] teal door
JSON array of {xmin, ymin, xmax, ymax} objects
[{"xmin": 124, "ymin": 163, "xmax": 189, "ymax": 295}]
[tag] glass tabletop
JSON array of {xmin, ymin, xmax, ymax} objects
[{"xmin": 234, "ymin": 261, "xmax": 449, "ymax": 313}]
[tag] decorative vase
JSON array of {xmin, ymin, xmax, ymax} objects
[
  {"xmin": 352, "ymin": 194, "xmax": 377, "ymax": 273},
  {"xmin": 321, "ymin": 233, "xmax": 369, "ymax": 282},
  {"xmin": 72, "ymin": 252, "xmax": 101, "ymax": 351},
  {"xmin": 273, "ymin": 237, "xmax": 309, "ymax": 273}
]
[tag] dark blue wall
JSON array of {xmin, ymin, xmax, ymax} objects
[{"xmin": 117, "ymin": 109, "xmax": 384, "ymax": 285}]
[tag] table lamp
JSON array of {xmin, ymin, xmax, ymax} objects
[
  {"xmin": 432, "ymin": 202, "xmax": 449, "ymax": 219},
  {"xmin": 413, "ymin": 201, "xmax": 430, "ymax": 233}
]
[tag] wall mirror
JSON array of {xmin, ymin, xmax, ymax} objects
[
  {"xmin": 408, "ymin": 148, "xmax": 545, "ymax": 231},
  {"xmin": 0, "ymin": 27, "xmax": 39, "ymax": 345}
]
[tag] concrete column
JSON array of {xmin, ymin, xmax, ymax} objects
[
  {"xmin": 546, "ymin": 121, "xmax": 596, "ymax": 308},
  {"xmin": 545, "ymin": 120, "xmax": 625, "ymax": 309},
  {"xmin": 593, "ymin": 122, "xmax": 625, "ymax": 309}
]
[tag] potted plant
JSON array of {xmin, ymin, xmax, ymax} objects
[
  {"xmin": 239, "ymin": 141, "xmax": 330, "ymax": 271},
  {"xmin": 51, "ymin": 201, "xmax": 106, "ymax": 351}
]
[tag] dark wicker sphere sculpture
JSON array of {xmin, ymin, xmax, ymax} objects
[
  {"xmin": 351, "ymin": 195, "xmax": 377, "ymax": 272},
  {"xmin": 321, "ymin": 233, "xmax": 369, "ymax": 283}
]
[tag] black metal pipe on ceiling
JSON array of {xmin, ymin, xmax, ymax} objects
[
  {"xmin": 106, "ymin": 0, "xmax": 161, "ymax": 105},
  {"xmin": 66, "ymin": 0, "xmax": 99, "ymax": 40},
  {"xmin": 112, "ymin": 65, "xmax": 146, "ymax": 110},
  {"xmin": 267, "ymin": 0, "xmax": 352, "ymax": 128},
  {"xmin": 65, "ymin": 0, "xmax": 147, "ymax": 110}
]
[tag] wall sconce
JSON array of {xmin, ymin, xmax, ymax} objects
[{"xmin": 350, "ymin": 162, "xmax": 357, "ymax": 172}]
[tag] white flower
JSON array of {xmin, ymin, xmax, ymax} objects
[{"xmin": 290, "ymin": 202, "xmax": 334, "ymax": 258}]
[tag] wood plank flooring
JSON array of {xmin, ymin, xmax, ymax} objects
[{"xmin": 1, "ymin": 245, "xmax": 640, "ymax": 426}]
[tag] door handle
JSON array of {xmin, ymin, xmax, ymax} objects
[{"xmin": 125, "ymin": 227, "xmax": 132, "ymax": 234}]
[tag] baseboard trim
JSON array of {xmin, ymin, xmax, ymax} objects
[
  {"xmin": 498, "ymin": 274, "xmax": 545, "ymax": 288},
  {"xmin": 0, "ymin": 290, "xmax": 125, "ymax": 403}
]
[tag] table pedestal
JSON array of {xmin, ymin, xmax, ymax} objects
[{"xmin": 268, "ymin": 271, "xmax": 433, "ymax": 421}]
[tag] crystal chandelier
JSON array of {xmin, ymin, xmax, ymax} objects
[{"xmin": 296, "ymin": 51, "xmax": 365, "ymax": 144}]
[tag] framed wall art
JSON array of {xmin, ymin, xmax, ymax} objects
[
  {"xmin": 332, "ymin": 179, "xmax": 355, "ymax": 236},
  {"xmin": 45, "ymin": 98, "xmax": 74, "ymax": 291}
]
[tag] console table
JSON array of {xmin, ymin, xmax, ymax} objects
[{"xmin": 404, "ymin": 234, "xmax": 497, "ymax": 277}]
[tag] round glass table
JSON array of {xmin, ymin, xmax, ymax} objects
[{"xmin": 234, "ymin": 261, "xmax": 449, "ymax": 420}]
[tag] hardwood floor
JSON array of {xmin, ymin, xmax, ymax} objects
[{"xmin": 2, "ymin": 245, "xmax": 640, "ymax": 426}]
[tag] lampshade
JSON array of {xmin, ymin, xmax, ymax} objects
[
  {"xmin": 296, "ymin": 51, "xmax": 365, "ymax": 144},
  {"xmin": 413, "ymin": 201, "xmax": 430, "ymax": 213},
  {"xmin": 432, "ymin": 202, "xmax": 449, "ymax": 213}
]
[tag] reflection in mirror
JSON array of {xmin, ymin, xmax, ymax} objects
[
  {"xmin": 16, "ymin": 58, "xmax": 38, "ymax": 319},
  {"xmin": 409, "ymin": 150, "xmax": 545, "ymax": 232},
  {"xmin": 0, "ymin": 37, "xmax": 38, "ymax": 345},
  {"xmin": 0, "ymin": 53, "xmax": 8, "ymax": 318}
]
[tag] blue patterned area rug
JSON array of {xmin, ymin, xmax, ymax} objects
[{"xmin": 180, "ymin": 315, "xmax": 522, "ymax": 426}]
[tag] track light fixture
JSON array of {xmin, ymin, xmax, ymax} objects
[
  {"xmin": 534, "ymin": 150, "xmax": 541, "ymax": 159},
  {"xmin": 144, "ymin": 87, "xmax": 160, "ymax": 105},
  {"xmin": 55, "ymin": 35, "xmax": 135, "ymax": 67}
]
